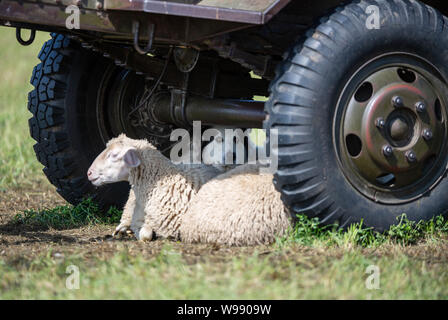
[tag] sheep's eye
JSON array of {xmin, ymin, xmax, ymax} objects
[{"xmin": 108, "ymin": 151, "xmax": 120, "ymax": 159}]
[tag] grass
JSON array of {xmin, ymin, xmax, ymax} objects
[
  {"xmin": 1, "ymin": 243, "xmax": 447, "ymax": 299},
  {"xmin": 3, "ymin": 196, "xmax": 447, "ymax": 299},
  {"xmin": 12, "ymin": 199, "xmax": 122, "ymax": 229},
  {"xmin": 0, "ymin": 27, "xmax": 447, "ymax": 299},
  {"xmin": 12, "ymin": 198, "xmax": 448, "ymax": 247},
  {"xmin": 282, "ymin": 214, "xmax": 448, "ymax": 248},
  {"xmin": 0, "ymin": 29, "xmax": 50, "ymax": 188}
]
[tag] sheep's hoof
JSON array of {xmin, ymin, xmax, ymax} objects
[
  {"xmin": 138, "ymin": 228, "xmax": 154, "ymax": 242},
  {"xmin": 112, "ymin": 225, "xmax": 132, "ymax": 238}
]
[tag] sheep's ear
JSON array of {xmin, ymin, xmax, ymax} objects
[{"xmin": 123, "ymin": 148, "xmax": 141, "ymax": 168}]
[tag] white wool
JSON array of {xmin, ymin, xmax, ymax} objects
[{"xmin": 90, "ymin": 134, "xmax": 292, "ymax": 246}]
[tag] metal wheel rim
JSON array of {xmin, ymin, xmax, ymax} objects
[{"xmin": 95, "ymin": 67, "xmax": 147, "ymax": 145}]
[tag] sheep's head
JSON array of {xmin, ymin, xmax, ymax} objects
[{"xmin": 87, "ymin": 139, "xmax": 141, "ymax": 186}]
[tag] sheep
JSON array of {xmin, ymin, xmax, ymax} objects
[
  {"xmin": 180, "ymin": 164, "xmax": 292, "ymax": 246},
  {"xmin": 87, "ymin": 134, "xmax": 221, "ymax": 240},
  {"xmin": 87, "ymin": 134, "xmax": 292, "ymax": 246},
  {"xmin": 202, "ymin": 128, "xmax": 266, "ymax": 171}
]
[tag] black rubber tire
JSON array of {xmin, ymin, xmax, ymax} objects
[
  {"xmin": 28, "ymin": 33, "xmax": 129, "ymax": 208},
  {"xmin": 264, "ymin": 0, "xmax": 448, "ymax": 231}
]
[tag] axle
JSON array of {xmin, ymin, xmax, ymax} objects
[{"xmin": 151, "ymin": 93, "xmax": 266, "ymax": 128}]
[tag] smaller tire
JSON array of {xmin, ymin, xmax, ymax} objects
[{"xmin": 28, "ymin": 33, "xmax": 130, "ymax": 208}]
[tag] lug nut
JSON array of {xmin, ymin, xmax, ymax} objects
[
  {"xmin": 375, "ymin": 117, "xmax": 385, "ymax": 129},
  {"xmin": 423, "ymin": 129, "xmax": 433, "ymax": 140},
  {"xmin": 416, "ymin": 102, "xmax": 426, "ymax": 113},
  {"xmin": 392, "ymin": 96, "xmax": 404, "ymax": 108},
  {"xmin": 383, "ymin": 145, "xmax": 393, "ymax": 157},
  {"xmin": 406, "ymin": 150, "xmax": 417, "ymax": 163}
]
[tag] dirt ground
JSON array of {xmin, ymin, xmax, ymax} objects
[
  {"xmin": 2, "ymin": 183, "xmax": 448, "ymax": 268},
  {"xmin": 0, "ymin": 184, "xmax": 283, "ymax": 264}
]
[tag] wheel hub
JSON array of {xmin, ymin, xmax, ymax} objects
[
  {"xmin": 339, "ymin": 61, "xmax": 448, "ymax": 203},
  {"xmin": 389, "ymin": 115, "xmax": 411, "ymax": 142}
]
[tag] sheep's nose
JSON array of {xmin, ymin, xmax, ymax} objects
[{"xmin": 87, "ymin": 169, "xmax": 95, "ymax": 180}]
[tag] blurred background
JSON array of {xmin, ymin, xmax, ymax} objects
[{"xmin": 0, "ymin": 29, "xmax": 50, "ymax": 190}]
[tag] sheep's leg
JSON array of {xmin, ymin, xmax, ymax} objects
[
  {"xmin": 135, "ymin": 199, "xmax": 156, "ymax": 241},
  {"xmin": 113, "ymin": 189, "xmax": 136, "ymax": 237},
  {"xmin": 130, "ymin": 200, "xmax": 146, "ymax": 239},
  {"xmin": 137, "ymin": 214, "xmax": 154, "ymax": 242}
]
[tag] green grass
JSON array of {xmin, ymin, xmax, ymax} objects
[
  {"xmin": 281, "ymin": 214, "xmax": 448, "ymax": 248},
  {"xmin": 4, "ymin": 184, "xmax": 445, "ymax": 299},
  {"xmin": 12, "ymin": 197, "xmax": 448, "ymax": 247},
  {"xmin": 0, "ymin": 29, "xmax": 50, "ymax": 188},
  {"xmin": 12, "ymin": 198, "xmax": 122, "ymax": 229},
  {"xmin": 1, "ymin": 244, "xmax": 447, "ymax": 299}
]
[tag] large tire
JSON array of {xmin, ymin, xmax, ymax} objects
[
  {"xmin": 28, "ymin": 33, "xmax": 130, "ymax": 208},
  {"xmin": 265, "ymin": 0, "xmax": 448, "ymax": 230}
]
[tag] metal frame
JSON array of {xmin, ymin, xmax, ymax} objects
[
  {"xmin": 106, "ymin": 0, "xmax": 291, "ymax": 24},
  {"xmin": 0, "ymin": 0, "xmax": 290, "ymax": 45}
]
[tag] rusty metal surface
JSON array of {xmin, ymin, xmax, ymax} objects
[
  {"xmin": 105, "ymin": 0, "xmax": 291, "ymax": 24},
  {"xmin": 0, "ymin": 0, "xmax": 118, "ymax": 34},
  {"xmin": 0, "ymin": 0, "xmax": 291, "ymax": 48},
  {"xmin": 0, "ymin": 1, "xmax": 253, "ymax": 44},
  {"xmin": 18, "ymin": 0, "xmax": 102, "ymax": 10},
  {"xmin": 198, "ymin": 0, "xmax": 275, "ymax": 11}
]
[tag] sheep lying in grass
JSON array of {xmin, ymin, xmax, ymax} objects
[
  {"xmin": 87, "ymin": 134, "xmax": 220, "ymax": 240},
  {"xmin": 180, "ymin": 164, "xmax": 292, "ymax": 246},
  {"xmin": 87, "ymin": 134, "xmax": 292, "ymax": 245}
]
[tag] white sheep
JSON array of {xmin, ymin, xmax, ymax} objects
[
  {"xmin": 87, "ymin": 134, "xmax": 220, "ymax": 240},
  {"xmin": 87, "ymin": 134, "xmax": 292, "ymax": 246},
  {"xmin": 180, "ymin": 164, "xmax": 292, "ymax": 246}
]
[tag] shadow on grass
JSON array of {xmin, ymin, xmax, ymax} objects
[
  {"xmin": 0, "ymin": 198, "xmax": 122, "ymax": 236},
  {"xmin": 0, "ymin": 226, "xmax": 80, "ymax": 244},
  {"xmin": 2, "ymin": 197, "xmax": 448, "ymax": 248}
]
